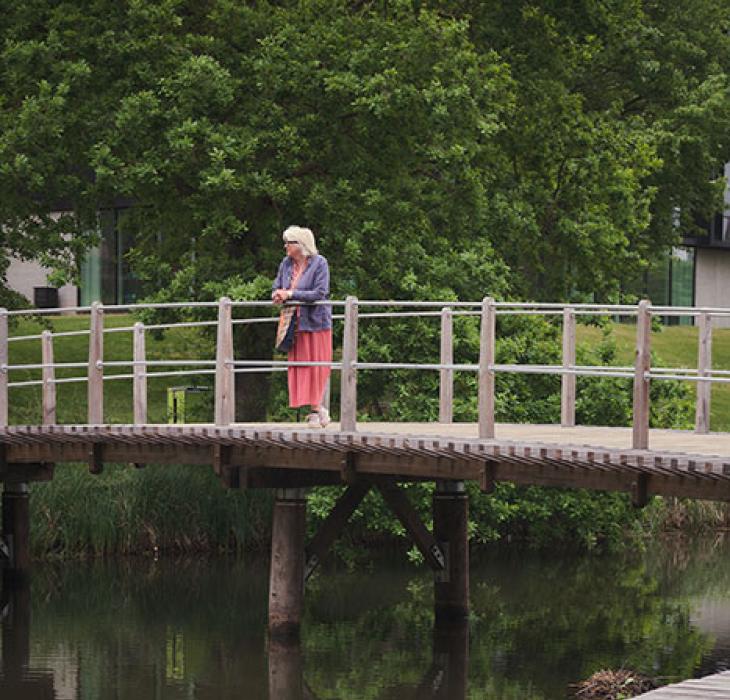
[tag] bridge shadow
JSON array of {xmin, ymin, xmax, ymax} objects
[{"xmin": 268, "ymin": 618, "xmax": 469, "ymax": 700}]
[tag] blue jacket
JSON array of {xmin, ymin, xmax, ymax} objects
[{"xmin": 272, "ymin": 255, "xmax": 332, "ymax": 331}]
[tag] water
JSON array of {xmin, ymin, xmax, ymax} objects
[{"xmin": 3, "ymin": 537, "xmax": 730, "ymax": 699}]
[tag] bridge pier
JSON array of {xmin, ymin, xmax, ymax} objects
[
  {"xmin": 433, "ymin": 481, "xmax": 469, "ymax": 624},
  {"xmin": 1, "ymin": 483, "xmax": 31, "ymax": 581},
  {"xmin": 268, "ymin": 488, "xmax": 307, "ymax": 644}
]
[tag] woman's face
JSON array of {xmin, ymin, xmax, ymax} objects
[{"xmin": 284, "ymin": 240, "xmax": 302, "ymax": 258}]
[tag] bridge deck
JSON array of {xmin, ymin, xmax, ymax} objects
[
  {"xmin": 636, "ymin": 671, "xmax": 730, "ymax": 698},
  {"xmin": 2, "ymin": 422, "xmax": 730, "ymax": 501}
]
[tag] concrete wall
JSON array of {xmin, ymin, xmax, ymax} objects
[
  {"xmin": 6, "ymin": 257, "xmax": 78, "ymax": 308},
  {"xmin": 695, "ymin": 247, "xmax": 730, "ymax": 327}
]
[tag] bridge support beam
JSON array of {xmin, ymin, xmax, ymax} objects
[
  {"xmin": 269, "ymin": 488, "xmax": 307, "ymax": 644},
  {"xmin": 433, "ymin": 481, "xmax": 469, "ymax": 624},
  {"xmin": 1, "ymin": 483, "xmax": 31, "ymax": 580}
]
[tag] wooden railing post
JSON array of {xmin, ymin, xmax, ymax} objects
[
  {"xmin": 632, "ymin": 299, "xmax": 651, "ymax": 449},
  {"xmin": 41, "ymin": 330, "xmax": 56, "ymax": 426},
  {"xmin": 478, "ymin": 297, "xmax": 495, "ymax": 439},
  {"xmin": 561, "ymin": 306, "xmax": 576, "ymax": 427},
  {"xmin": 215, "ymin": 297, "xmax": 235, "ymax": 426},
  {"xmin": 439, "ymin": 307, "xmax": 454, "ymax": 424},
  {"xmin": 0, "ymin": 308, "xmax": 7, "ymax": 427},
  {"xmin": 87, "ymin": 301, "xmax": 104, "ymax": 424},
  {"xmin": 340, "ymin": 295, "xmax": 358, "ymax": 432},
  {"xmin": 133, "ymin": 322, "xmax": 147, "ymax": 425},
  {"xmin": 695, "ymin": 311, "xmax": 712, "ymax": 434}
]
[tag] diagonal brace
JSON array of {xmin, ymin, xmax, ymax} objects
[
  {"xmin": 305, "ymin": 482, "xmax": 370, "ymax": 581},
  {"xmin": 377, "ymin": 483, "xmax": 446, "ymax": 571}
]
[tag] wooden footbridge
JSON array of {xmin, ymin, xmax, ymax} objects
[{"xmin": 2, "ymin": 296, "xmax": 730, "ymax": 646}]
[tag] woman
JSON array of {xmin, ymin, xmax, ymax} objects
[{"xmin": 272, "ymin": 226, "xmax": 332, "ymax": 428}]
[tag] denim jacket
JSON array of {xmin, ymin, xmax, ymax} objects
[{"xmin": 272, "ymin": 254, "xmax": 332, "ymax": 332}]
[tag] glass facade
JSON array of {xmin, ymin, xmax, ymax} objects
[
  {"xmin": 80, "ymin": 208, "xmax": 140, "ymax": 306},
  {"xmin": 644, "ymin": 246, "xmax": 695, "ymax": 324}
]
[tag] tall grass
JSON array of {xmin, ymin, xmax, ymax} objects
[{"xmin": 29, "ymin": 463, "xmax": 274, "ymax": 557}]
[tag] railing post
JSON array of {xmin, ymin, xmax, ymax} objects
[
  {"xmin": 87, "ymin": 301, "xmax": 104, "ymax": 424},
  {"xmin": 215, "ymin": 297, "xmax": 235, "ymax": 426},
  {"xmin": 133, "ymin": 322, "xmax": 147, "ymax": 425},
  {"xmin": 695, "ymin": 311, "xmax": 712, "ymax": 434},
  {"xmin": 340, "ymin": 295, "xmax": 358, "ymax": 432},
  {"xmin": 439, "ymin": 307, "xmax": 454, "ymax": 424},
  {"xmin": 632, "ymin": 299, "xmax": 651, "ymax": 449},
  {"xmin": 478, "ymin": 297, "xmax": 495, "ymax": 439},
  {"xmin": 561, "ymin": 306, "xmax": 576, "ymax": 428},
  {"xmin": 0, "ymin": 308, "xmax": 7, "ymax": 427},
  {"xmin": 41, "ymin": 330, "xmax": 56, "ymax": 426}
]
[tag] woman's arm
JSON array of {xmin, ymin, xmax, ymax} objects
[
  {"xmin": 290, "ymin": 257, "xmax": 329, "ymax": 302},
  {"xmin": 272, "ymin": 260, "xmax": 286, "ymax": 297}
]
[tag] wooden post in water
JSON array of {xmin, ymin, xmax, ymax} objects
[
  {"xmin": 432, "ymin": 616, "xmax": 469, "ymax": 699},
  {"xmin": 561, "ymin": 306, "xmax": 576, "ymax": 428},
  {"xmin": 695, "ymin": 312, "xmax": 712, "ymax": 434},
  {"xmin": 440, "ymin": 307, "xmax": 453, "ymax": 424},
  {"xmin": 2, "ymin": 483, "xmax": 31, "ymax": 579},
  {"xmin": 41, "ymin": 331, "xmax": 56, "ymax": 426},
  {"xmin": 340, "ymin": 296, "xmax": 358, "ymax": 431},
  {"xmin": 0, "ymin": 308, "xmax": 7, "ymax": 427},
  {"xmin": 433, "ymin": 481, "xmax": 469, "ymax": 624},
  {"xmin": 632, "ymin": 300, "xmax": 651, "ymax": 450},
  {"xmin": 215, "ymin": 297, "xmax": 235, "ymax": 426},
  {"xmin": 269, "ymin": 488, "xmax": 307, "ymax": 643},
  {"xmin": 1, "ymin": 568, "xmax": 32, "ymax": 686},
  {"xmin": 87, "ymin": 301, "xmax": 104, "ymax": 424},
  {"xmin": 478, "ymin": 297, "xmax": 495, "ymax": 439},
  {"xmin": 133, "ymin": 322, "xmax": 147, "ymax": 425},
  {"xmin": 268, "ymin": 640, "xmax": 303, "ymax": 700}
]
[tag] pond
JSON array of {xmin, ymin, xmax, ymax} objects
[{"xmin": 2, "ymin": 536, "xmax": 730, "ymax": 699}]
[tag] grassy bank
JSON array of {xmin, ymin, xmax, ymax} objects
[{"xmin": 578, "ymin": 322, "xmax": 730, "ymax": 432}]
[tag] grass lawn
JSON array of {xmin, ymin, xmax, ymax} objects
[
  {"xmin": 578, "ymin": 322, "xmax": 730, "ymax": 432},
  {"xmin": 8, "ymin": 313, "xmax": 218, "ymax": 425}
]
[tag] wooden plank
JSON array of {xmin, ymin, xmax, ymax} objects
[
  {"xmin": 695, "ymin": 311, "xmax": 712, "ymax": 434},
  {"xmin": 377, "ymin": 483, "xmax": 445, "ymax": 570},
  {"xmin": 561, "ymin": 306, "xmax": 576, "ymax": 427},
  {"xmin": 41, "ymin": 330, "xmax": 56, "ymax": 426},
  {"xmin": 0, "ymin": 309, "xmax": 7, "ymax": 427},
  {"xmin": 87, "ymin": 302, "xmax": 104, "ymax": 424},
  {"xmin": 304, "ymin": 482, "xmax": 370, "ymax": 580},
  {"xmin": 439, "ymin": 307, "xmax": 453, "ymax": 424},
  {"xmin": 133, "ymin": 322, "xmax": 147, "ymax": 425},
  {"xmin": 340, "ymin": 295, "xmax": 358, "ymax": 431},
  {"xmin": 632, "ymin": 299, "xmax": 651, "ymax": 449},
  {"xmin": 215, "ymin": 297, "xmax": 235, "ymax": 426},
  {"xmin": 635, "ymin": 671, "xmax": 730, "ymax": 698},
  {"xmin": 478, "ymin": 297, "xmax": 495, "ymax": 439}
]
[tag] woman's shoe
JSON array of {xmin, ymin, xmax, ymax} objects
[
  {"xmin": 306, "ymin": 412, "xmax": 321, "ymax": 428},
  {"xmin": 317, "ymin": 407, "xmax": 331, "ymax": 428}
]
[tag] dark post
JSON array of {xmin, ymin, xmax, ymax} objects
[
  {"xmin": 433, "ymin": 481, "xmax": 469, "ymax": 624},
  {"xmin": 2, "ymin": 483, "xmax": 31, "ymax": 578},
  {"xmin": 269, "ymin": 488, "xmax": 307, "ymax": 643}
]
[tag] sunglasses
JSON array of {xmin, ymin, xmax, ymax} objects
[{"xmin": 284, "ymin": 240, "xmax": 299, "ymax": 245}]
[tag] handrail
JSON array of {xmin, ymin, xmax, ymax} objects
[{"xmin": 4, "ymin": 297, "xmax": 730, "ymax": 442}]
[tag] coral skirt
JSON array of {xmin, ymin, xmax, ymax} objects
[{"xmin": 288, "ymin": 329, "xmax": 332, "ymax": 408}]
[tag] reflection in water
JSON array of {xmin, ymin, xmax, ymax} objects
[{"xmin": 1, "ymin": 538, "xmax": 730, "ymax": 699}]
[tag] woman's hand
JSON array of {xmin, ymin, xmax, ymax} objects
[{"xmin": 272, "ymin": 288, "xmax": 291, "ymax": 305}]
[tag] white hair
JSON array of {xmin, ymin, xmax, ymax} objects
[{"xmin": 282, "ymin": 225, "xmax": 318, "ymax": 257}]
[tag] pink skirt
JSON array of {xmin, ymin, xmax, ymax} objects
[{"xmin": 288, "ymin": 329, "xmax": 332, "ymax": 408}]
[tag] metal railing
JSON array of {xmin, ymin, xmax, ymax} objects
[{"xmin": 1, "ymin": 297, "xmax": 729, "ymax": 448}]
